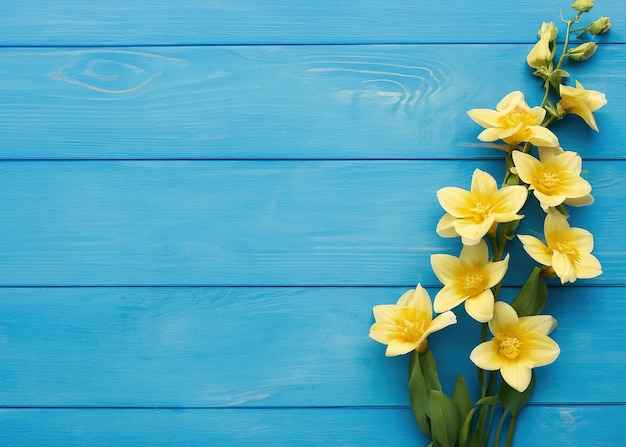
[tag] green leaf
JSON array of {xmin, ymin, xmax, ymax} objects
[
  {"xmin": 420, "ymin": 349, "xmax": 442, "ymax": 392},
  {"xmin": 408, "ymin": 351, "xmax": 432, "ymax": 437},
  {"xmin": 429, "ymin": 390, "xmax": 462, "ymax": 447},
  {"xmin": 475, "ymin": 395, "xmax": 499, "ymax": 406},
  {"xmin": 499, "ymin": 373, "xmax": 536, "ymax": 417},
  {"xmin": 452, "ymin": 375, "xmax": 472, "ymax": 422},
  {"xmin": 511, "ymin": 267, "xmax": 548, "ymax": 317},
  {"xmin": 458, "ymin": 407, "xmax": 476, "ymax": 447}
]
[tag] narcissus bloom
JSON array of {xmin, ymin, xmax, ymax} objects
[
  {"xmin": 467, "ymin": 91, "xmax": 559, "ymax": 147},
  {"xmin": 470, "ymin": 301, "xmax": 560, "ymax": 392},
  {"xmin": 559, "ymin": 81, "xmax": 607, "ymax": 131},
  {"xmin": 369, "ymin": 284, "xmax": 457, "ymax": 356},
  {"xmin": 513, "ymin": 147, "xmax": 593, "ymax": 210},
  {"xmin": 436, "ymin": 169, "xmax": 528, "ymax": 245},
  {"xmin": 518, "ymin": 208, "xmax": 602, "ymax": 283},
  {"xmin": 431, "ymin": 240, "xmax": 509, "ymax": 322}
]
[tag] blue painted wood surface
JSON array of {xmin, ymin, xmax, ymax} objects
[{"xmin": 1, "ymin": 1, "xmax": 625, "ymax": 446}]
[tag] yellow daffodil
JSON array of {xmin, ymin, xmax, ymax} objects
[
  {"xmin": 470, "ymin": 301, "xmax": 560, "ymax": 392},
  {"xmin": 558, "ymin": 80, "xmax": 607, "ymax": 131},
  {"xmin": 527, "ymin": 22, "xmax": 557, "ymax": 69},
  {"xmin": 512, "ymin": 147, "xmax": 592, "ymax": 211},
  {"xmin": 518, "ymin": 208, "xmax": 602, "ymax": 283},
  {"xmin": 369, "ymin": 284, "xmax": 457, "ymax": 356},
  {"xmin": 467, "ymin": 91, "xmax": 559, "ymax": 147},
  {"xmin": 431, "ymin": 240, "xmax": 509, "ymax": 322},
  {"xmin": 436, "ymin": 169, "xmax": 528, "ymax": 245}
]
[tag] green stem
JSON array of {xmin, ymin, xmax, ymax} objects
[
  {"xmin": 482, "ymin": 402, "xmax": 497, "ymax": 447},
  {"xmin": 494, "ymin": 410, "xmax": 510, "ymax": 447},
  {"xmin": 505, "ymin": 415, "xmax": 518, "ymax": 447},
  {"xmin": 540, "ymin": 79, "xmax": 551, "ymax": 108},
  {"xmin": 554, "ymin": 13, "xmax": 581, "ymax": 73}
]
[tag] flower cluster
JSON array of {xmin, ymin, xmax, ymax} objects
[{"xmin": 369, "ymin": 3, "xmax": 608, "ymax": 446}]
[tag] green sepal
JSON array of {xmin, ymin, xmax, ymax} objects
[
  {"xmin": 503, "ymin": 150, "xmax": 521, "ymax": 187},
  {"xmin": 408, "ymin": 351, "xmax": 432, "ymax": 437},
  {"xmin": 429, "ymin": 390, "xmax": 462, "ymax": 447},
  {"xmin": 499, "ymin": 373, "xmax": 536, "ymax": 417},
  {"xmin": 511, "ymin": 267, "xmax": 548, "ymax": 317}
]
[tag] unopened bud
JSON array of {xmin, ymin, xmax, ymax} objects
[
  {"xmin": 568, "ymin": 42, "xmax": 597, "ymax": 61},
  {"xmin": 571, "ymin": 0, "xmax": 594, "ymax": 13},
  {"xmin": 527, "ymin": 22, "xmax": 558, "ymax": 69},
  {"xmin": 588, "ymin": 17, "xmax": 611, "ymax": 35}
]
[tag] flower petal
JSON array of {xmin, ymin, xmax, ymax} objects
[
  {"xmin": 467, "ymin": 108, "xmax": 502, "ymax": 128},
  {"xmin": 574, "ymin": 253, "xmax": 603, "ymax": 279},
  {"xmin": 471, "ymin": 169, "xmax": 498, "ymax": 196},
  {"xmin": 427, "ymin": 311, "xmax": 458, "ymax": 335},
  {"xmin": 518, "ymin": 314, "xmax": 557, "ymax": 335},
  {"xmin": 512, "ymin": 151, "xmax": 542, "ymax": 185},
  {"xmin": 464, "ymin": 289, "xmax": 495, "ymax": 323},
  {"xmin": 526, "ymin": 125, "xmax": 559, "ymax": 147},
  {"xmin": 500, "ymin": 362, "xmax": 533, "ymax": 392},
  {"xmin": 483, "ymin": 254, "xmax": 510, "ymax": 288},
  {"xmin": 372, "ymin": 304, "xmax": 400, "ymax": 323},
  {"xmin": 431, "ymin": 254, "xmax": 464, "ymax": 284},
  {"xmin": 385, "ymin": 340, "xmax": 417, "ymax": 357},
  {"xmin": 436, "ymin": 213, "xmax": 460, "ymax": 238},
  {"xmin": 489, "ymin": 301, "xmax": 519, "ymax": 335},
  {"xmin": 459, "ymin": 239, "xmax": 490, "ymax": 265},
  {"xmin": 434, "ymin": 286, "xmax": 466, "ymax": 313},
  {"xmin": 518, "ymin": 234, "xmax": 553, "ymax": 266},
  {"xmin": 552, "ymin": 251, "xmax": 576, "ymax": 283},
  {"xmin": 403, "ymin": 284, "xmax": 434, "ymax": 316},
  {"xmin": 522, "ymin": 333, "xmax": 561, "ymax": 367},
  {"xmin": 437, "ymin": 187, "xmax": 474, "ymax": 217},
  {"xmin": 470, "ymin": 341, "xmax": 502, "ymax": 370}
]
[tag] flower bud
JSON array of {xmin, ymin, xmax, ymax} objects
[
  {"xmin": 526, "ymin": 22, "xmax": 558, "ymax": 69},
  {"xmin": 571, "ymin": 0, "xmax": 594, "ymax": 13},
  {"xmin": 588, "ymin": 17, "xmax": 611, "ymax": 35},
  {"xmin": 568, "ymin": 42, "xmax": 597, "ymax": 61}
]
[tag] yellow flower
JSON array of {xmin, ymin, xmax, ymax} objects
[
  {"xmin": 467, "ymin": 91, "xmax": 559, "ymax": 147},
  {"xmin": 527, "ymin": 22, "xmax": 557, "ymax": 69},
  {"xmin": 558, "ymin": 80, "xmax": 607, "ymax": 131},
  {"xmin": 512, "ymin": 147, "xmax": 592, "ymax": 210},
  {"xmin": 436, "ymin": 169, "xmax": 528, "ymax": 246},
  {"xmin": 369, "ymin": 284, "xmax": 457, "ymax": 356},
  {"xmin": 470, "ymin": 301, "xmax": 560, "ymax": 392},
  {"xmin": 431, "ymin": 240, "xmax": 509, "ymax": 323},
  {"xmin": 518, "ymin": 208, "xmax": 602, "ymax": 283}
]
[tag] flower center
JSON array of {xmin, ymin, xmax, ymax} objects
[
  {"xmin": 397, "ymin": 308, "xmax": 427, "ymax": 342},
  {"xmin": 499, "ymin": 106, "xmax": 536, "ymax": 129},
  {"xmin": 555, "ymin": 239, "xmax": 581, "ymax": 262},
  {"xmin": 497, "ymin": 333, "xmax": 523, "ymax": 359},
  {"xmin": 534, "ymin": 169, "xmax": 562, "ymax": 193},
  {"xmin": 462, "ymin": 269, "xmax": 487, "ymax": 296},
  {"xmin": 470, "ymin": 199, "xmax": 495, "ymax": 223}
]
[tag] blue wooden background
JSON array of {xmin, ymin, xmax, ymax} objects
[{"xmin": 1, "ymin": 1, "xmax": 625, "ymax": 445}]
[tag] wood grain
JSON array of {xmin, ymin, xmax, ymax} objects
[
  {"xmin": 1, "ymin": 406, "xmax": 624, "ymax": 446},
  {"xmin": 1, "ymin": 0, "xmax": 623, "ymax": 46},
  {"xmin": 1, "ymin": 160, "xmax": 622, "ymax": 286},
  {"xmin": 1, "ymin": 45, "xmax": 623, "ymax": 160},
  {"xmin": 1, "ymin": 287, "xmax": 624, "ymax": 407}
]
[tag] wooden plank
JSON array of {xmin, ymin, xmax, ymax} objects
[
  {"xmin": 1, "ymin": 160, "xmax": 622, "ymax": 286},
  {"xmin": 1, "ymin": 0, "xmax": 623, "ymax": 46},
  {"xmin": 1, "ymin": 406, "xmax": 624, "ymax": 446},
  {"xmin": 1, "ymin": 287, "xmax": 624, "ymax": 406},
  {"xmin": 0, "ymin": 45, "xmax": 623, "ymax": 160}
]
